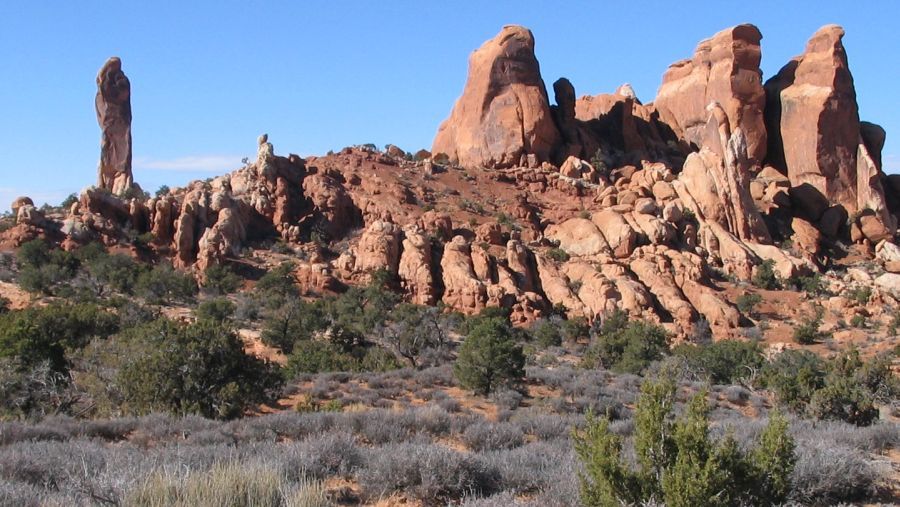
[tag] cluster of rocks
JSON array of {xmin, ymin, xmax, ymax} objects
[{"xmin": 3, "ymin": 24, "xmax": 898, "ymax": 339}]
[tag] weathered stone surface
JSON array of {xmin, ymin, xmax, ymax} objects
[
  {"xmin": 673, "ymin": 103, "xmax": 770, "ymax": 244},
  {"xmin": 10, "ymin": 197, "xmax": 33, "ymax": 216},
  {"xmin": 765, "ymin": 24, "xmax": 894, "ymax": 240},
  {"xmin": 355, "ymin": 219, "xmax": 402, "ymax": 275},
  {"xmin": 440, "ymin": 236, "xmax": 487, "ymax": 312},
  {"xmin": 95, "ymin": 57, "xmax": 133, "ymax": 195},
  {"xmin": 432, "ymin": 25, "xmax": 560, "ymax": 168},
  {"xmin": 655, "ymin": 24, "xmax": 767, "ymax": 163},
  {"xmin": 398, "ymin": 225, "xmax": 435, "ymax": 305},
  {"xmin": 545, "ymin": 218, "xmax": 610, "ymax": 256}
]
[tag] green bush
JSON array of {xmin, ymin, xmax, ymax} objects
[
  {"xmin": 202, "ymin": 264, "xmax": 242, "ymax": 295},
  {"xmin": 0, "ymin": 303, "xmax": 119, "ymax": 373},
  {"xmin": 530, "ymin": 318, "xmax": 563, "ymax": 348},
  {"xmin": 574, "ymin": 376, "xmax": 795, "ymax": 506},
  {"xmin": 583, "ymin": 310, "xmax": 669, "ymax": 374},
  {"xmin": 116, "ymin": 318, "xmax": 282, "ymax": 419},
  {"xmin": 260, "ymin": 300, "xmax": 328, "ymax": 353},
  {"xmin": 752, "ymin": 259, "xmax": 779, "ymax": 290},
  {"xmin": 788, "ymin": 273, "xmax": 827, "ymax": 296},
  {"xmin": 673, "ymin": 339, "xmax": 764, "ymax": 384},
  {"xmin": 845, "ymin": 286, "xmax": 872, "ymax": 306},
  {"xmin": 454, "ymin": 317, "xmax": 525, "ymax": 395},
  {"xmin": 735, "ymin": 293, "xmax": 762, "ymax": 317},
  {"xmin": 759, "ymin": 350, "xmax": 827, "ymax": 411},
  {"xmin": 135, "ymin": 264, "xmax": 198, "ymax": 304},
  {"xmin": 196, "ymin": 297, "xmax": 236, "ymax": 323},
  {"xmin": 793, "ymin": 306, "xmax": 826, "ymax": 345},
  {"xmin": 546, "ymin": 247, "xmax": 570, "ymax": 263}
]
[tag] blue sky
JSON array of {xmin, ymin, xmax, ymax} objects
[{"xmin": 0, "ymin": 1, "xmax": 897, "ymax": 207}]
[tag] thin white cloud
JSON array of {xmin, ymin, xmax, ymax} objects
[{"xmin": 134, "ymin": 155, "xmax": 243, "ymax": 173}]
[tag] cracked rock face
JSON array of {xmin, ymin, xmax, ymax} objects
[
  {"xmin": 432, "ymin": 25, "xmax": 560, "ymax": 169},
  {"xmin": 95, "ymin": 57, "xmax": 133, "ymax": 195}
]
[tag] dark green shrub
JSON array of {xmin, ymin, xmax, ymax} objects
[
  {"xmin": 260, "ymin": 300, "xmax": 327, "ymax": 353},
  {"xmin": 673, "ymin": 339, "xmax": 764, "ymax": 384},
  {"xmin": 0, "ymin": 303, "xmax": 119, "ymax": 373},
  {"xmin": 793, "ymin": 306, "xmax": 826, "ymax": 345},
  {"xmin": 752, "ymin": 259, "xmax": 779, "ymax": 290},
  {"xmin": 546, "ymin": 248, "xmax": 570, "ymax": 263},
  {"xmin": 584, "ymin": 310, "xmax": 669, "ymax": 374},
  {"xmin": 759, "ymin": 350, "xmax": 827, "ymax": 411},
  {"xmin": 116, "ymin": 318, "xmax": 282, "ymax": 419},
  {"xmin": 16, "ymin": 239, "xmax": 51, "ymax": 269},
  {"xmin": 530, "ymin": 318, "xmax": 563, "ymax": 348},
  {"xmin": 574, "ymin": 376, "xmax": 795, "ymax": 506},
  {"xmin": 788, "ymin": 273, "xmax": 827, "ymax": 296},
  {"xmin": 845, "ymin": 286, "xmax": 872, "ymax": 306},
  {"xmin": 135, "ymin": 264, "xmax": 198, "ymax": 304},
  {"xmin": 284, "ymin": 340, "xmax": 354, "ymax": 375},
  {"xmin": 155, "ymin": 185, "xmax": 170, "ymax": 197},
  {"xmin": 454, "ymin": 317, "xmax": 525, "ymax": 395},
  {"xmin": 60, "ymin": 193, "xmax": 78, "ymax": 209},
  {"xmin": 196, "ymin": 298, "xmax": 236, "ymax": 323},
  {"xmin": 202, "ymin": 264, "xmax": 242, "ymax": 295},
  {"xmin": 735, "ymin": 293, "xmax": 762, "ymax": 317}
]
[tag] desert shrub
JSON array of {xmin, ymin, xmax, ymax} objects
[
  {"xmin": 125, "ymin": 461, "xmax": 328, "ymax": 507},
  {"xmin": 491, "ymin": 389, "xmax": 523, "ymax": 411},
  {"xmin": 793, "ymin": 306, "xmax": 826, "ymax": 345},
  {"xmin": 115, "ymin": 318, "xmax": 282, "ymax": 419},
  {"xmin": 16, "ymin": 242, "xmax": 80, "ymax": 295},
  {"xmin": 787, "ymin": 273, "xmax": 827, "ymax": 296},
  {"xmin": 454, "ymin": 317, "xmax": 525, "ymax": 395},
  {"xmin": 790, "ymin": 438, "xmax": 879, "ymax": 503},
  {"xmin": 849, "ymin": 314, "xmax": 866, "ymax": 328},
  {"xmin": 60, "ymin": 193, "xmax": 78, "ymax": 209},
  {"xmin": 255, "ymin": 262, "xmax": 299, "ymax": 304},
  {"xmin": 82, "ymin": 250, "xmax": 144, "ymax": 295},
  {"xmin": 672, "ymin": 340, "xmax": 764, "ymax": 384},
  {"xmin": 807, "ymin": 377, "xmax": 878, "ymax": 426},
  {"xmin": 462, "ymin": 421, "xmax": 525, "ymax": 451},
  {"xmin": 735, "ymin": 293, "xmax": 762, "ymax": 317},
  {"xmin": 583, "ymin": 310, "xmax": 669, "ymax": 374},
  {"xmin": 0, "ymin": 358, "xmax": 80, "ymax": 419},
  {"xmin": 202, "ymin": 264, "xmax": 242, "ymax": 295},
  {"xmin": 574, "ymin": 376, "xmax": 795, "ymax": 506},
  {"xmin": 759, "ymin": 350, "xmax": 827, "ymax": 411},
  {"xmin": 16, "ymin": 239, "xmax": 52, "ymax": 269},
  {"xmin": 195, "ymin": 297, "xmax": 236, "ymax": 323},
  {"xmin": 0, "ymin": 303, "xmax": 119, "ymax": 373},
  {"xmin": 752, "ymin": 259, "xmax": 779, "ymax": 289},
  {"xmin": 135, "ymin": 264, "xmax": 198, "ymax": 304},
  {"xmin": 260, "ymin": 300, "xmax": 328, "ymax": 353},
  {"xmin": 560, "ymin": 316, "xmax": 589, "ymax": 342},
  {"xmin": 280, "ymin": 431, "xmax": 361, "ymax": 480},
  {"xmin": 378, "ymin": 303, "xmax": 449, "ymax": 367},
  {"xmin": 530, "ymin": 317, "xmax": 563, "ymax": 348},
  {"xmin": 358, "ymin": 443, "xmax": 499, "ymax": 501},
  {"xmin": 845, "ymin": 285, "xmax": 872, "ymax": 306},
  {"xmin": 546, "ymin": 248, "xmax": 570, "ymax": 263}
]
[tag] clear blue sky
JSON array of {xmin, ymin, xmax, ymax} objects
[{"xmin": 1, "ymin": 1, "xmax": 897, "ymax": 207}]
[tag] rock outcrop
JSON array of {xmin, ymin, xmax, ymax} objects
[
  {"xmin": 654, "ymin": 24, "xmax": 767, "ymax": 164},
  {"xmin": 432, "ymin": 25, "xmax": 560, "ymax": 168},
  {"xmin": 765, "ymin": 25, "xmax": 895, "ymax": 241},
  {"xmin": 95, "ymin": 57, "xmax": 134, "ymax": 195}
]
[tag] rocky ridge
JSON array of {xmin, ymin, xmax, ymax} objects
[{"xmin": 3, "ymin": 23, "xmax": 899, "ymax": 341}]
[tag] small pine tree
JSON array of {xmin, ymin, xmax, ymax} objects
[
  {"xmin": 575, "ymin": 376, "xmax": 796, "ymax": 506},
  {"xmin": 453, "ymin": 317, "xmax": 525, "ymax": 395}
]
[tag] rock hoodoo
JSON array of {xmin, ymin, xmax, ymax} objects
[
  {"xmin": 764, "ymin": 25, "xmax": 895, "ymax": 241},
  {"xmin": 654, "ymin": 24, "xmax": 767, "ymax": 165},
  {"xmin": 432, "ymin": 25, "xmax": 560, "ymax": 168},
  {"xmin": 4, "ymin": 23, "xmax": 897, "ymax": 341},
  {"xmin": 95, "ymin": 57, "xmax": 134, "ymax": 195}
]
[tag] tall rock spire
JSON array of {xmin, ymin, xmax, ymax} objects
[{"xmin": 95, "ymin": 57, "xmax": 134, "ymax": 195}]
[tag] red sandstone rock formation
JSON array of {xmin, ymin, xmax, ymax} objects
[
  {"xmin": 95, "ymin": 57, "xmax": 134, "ymax": 195},
  {"xmin": 432, "ymin": 25, "xmax": 560, "ymax": 168},
  {"xmin": 654, "ymin": 24, "xmax": 767, "ymax": 165}
]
